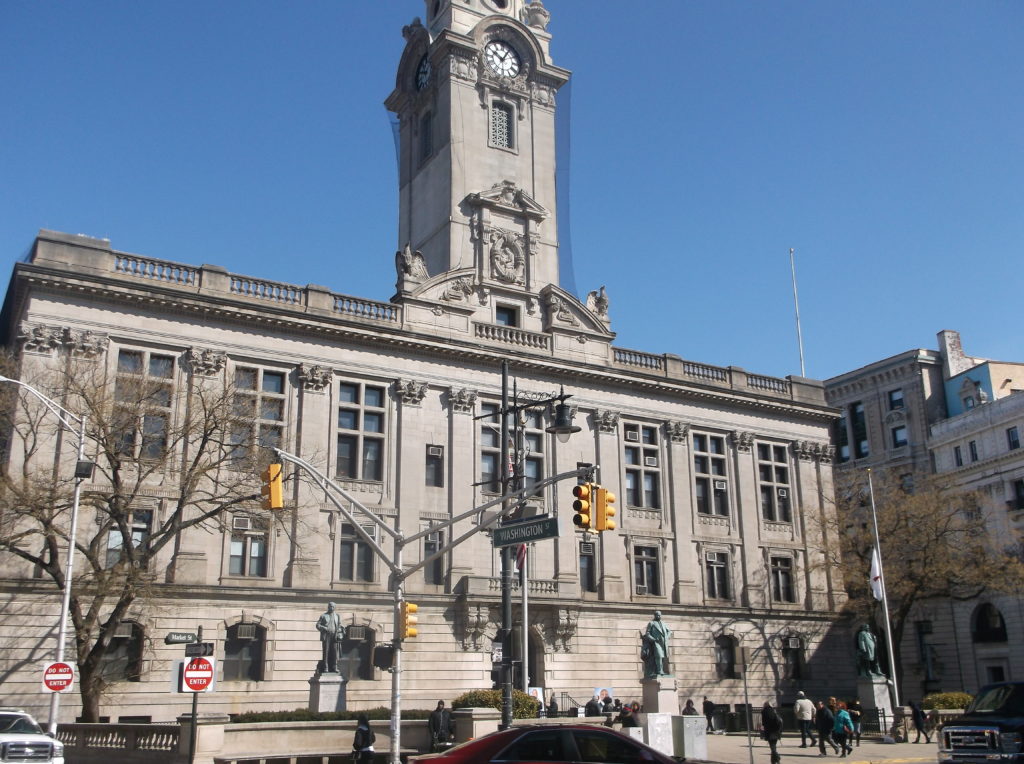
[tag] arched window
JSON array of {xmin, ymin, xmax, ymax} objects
[
  {"xmin": 101, "ymin": 621, "xmax": 143, "ymax": 682},
  {"xmin": 715, "ymin": 635, "xmax": 738, "ymax": 679},
  {"xmin": 224, "ymin": 623, "xmax": 265, "ymax": 681},
  {"xmin": 973, "ymin": 604, "xmax": 1007, "ymax": 643}
]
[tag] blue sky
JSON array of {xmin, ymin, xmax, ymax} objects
[{"xmin": 3, "ymin": 1, "xmax": 1022, "ymax": 381}]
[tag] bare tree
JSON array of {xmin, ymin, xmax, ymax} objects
[
  {"xmin": 0, "ymin": 352, "xmax": 276, "ymax": 721},
  {"xmin": 827, "ymin": 468, "xmax": 1024, "ymax": 694}
]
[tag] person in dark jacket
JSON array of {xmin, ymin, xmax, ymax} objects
[
  {"xmin": 761, "ymin": 702, "xmax": 784, "ymax": 764},
  {"xmin": 847, "ymin": 698, "xmax": 863, "ymax": 747},
  {"xmin": 703, "ymin": 696, "xmax": 717, "ymax": 733},
  {"xmin": 352, "ymin": 714, "xmax": 376, "ymax": 763},
  {"xmin": 428, "ymin": 700, "xmax": 452, "ymax": 751},
  {"xmin": 682, "ymin": 699, "xmax": 699, "ymax": 715},
  {"xmin": 815, "ymin": 700, "xmax": 840, "ymax": 756},
  {"xmin": 584, "ymin": 695, "xmax": 603, "ymax": 717},
  {"xmin": 546, "ymin": 694, "xmax": 558, "ymax": 718},
  {"xmin": 910, "ymin": 701, "xmax": 932, "ymax": 744},
  {"xmin": 619, "ymin": 705, "xmax": 640, "ymax": 727}
]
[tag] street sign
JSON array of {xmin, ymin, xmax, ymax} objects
[
  {"xmin": 492, "ymin": 516, "xmax": 558, "ymax": 547},
  {"xmin": 184, "ymin": 642, "xmax": 215, "ymax": 657},
  {"xmin": 181, "ymin": 657, "xmax": 216, "ymax": 692},
  {"xmin": 41, "ymin": 662, "xmax": 75, "ymax": 693},
  {"xmin": 164, "ymin": 631, "xmax": 197, "ymax": 645}
]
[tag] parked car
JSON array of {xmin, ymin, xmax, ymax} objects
[
  {"xmin": 408, "ymin": 723, "xmax": 676, "ymax": 763},
  {"xmin": 0, "ymin": 708, "xmax": 65, "ymax": 764},
  {"xmin": 938, "ymin": 682, "xmax": 1024, "ymax": 764}
]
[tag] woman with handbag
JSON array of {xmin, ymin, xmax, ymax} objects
[{"xmin": 352, "ymin": 714, "xmax": 376, "ymax": 763}]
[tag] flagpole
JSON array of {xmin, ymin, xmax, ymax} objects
[
  {"xmin": 867, "ymin": 468, "xmax": 901, "ymax": 707},
  {"xmin": 789, "ymin": 248, "xmax": 806, "ymax": 377},
  {"xmin": 521, "ymin": 544, "xmax": 529, "ymax": 693}
]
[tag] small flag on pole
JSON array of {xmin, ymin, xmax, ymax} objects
[
  {"xmin": 869, "ymin": 546, "xmax": 883, "ymax": 601},
  {"xmin": 516, "ymin": 543, "xmax": 527, "ymax": 572}
]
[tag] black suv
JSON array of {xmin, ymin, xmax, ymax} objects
[{"xmin": 939, "ymin": 683, "xmax": 1024, "ymax": 764}]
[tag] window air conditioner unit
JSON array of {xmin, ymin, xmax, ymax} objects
[
  {"xmin": 777, "ymin": 488, "xmax": 788, "ymax": 498},
  {"xmin": 427, "ymin": 445, "xmax": 443, "ymax": 457},
  {"xmin": 113, "ymin": 622, "xmax": 133, "ymax": 639},
  {"xmin": 237, "ymin": 624, "xmax": 257, "ymax": 640},
  {"xmin": 714, "ymin": 480, "xmax": 727, "ymax": 491},
  {"xmin": 347, "ymin": 626, "xmax": 367, "ymax": 641},
  {"xmin": 705, "ymin": 552, "xmax": 719, "ymax": 562},
  {"xmin": 644, "ymin": 456, "xmax": 658, "ymax": 467},
  {"xmin": 232, "ymin": 516, "xmax": 252, "ymax": 531},
  {"xmin": 787, "ymin": 637, "xmax": 801, "ymax": 649},
  {"xmin": 625, "ymin": 431, "xmax": 640, "ymax": 442},
  {"xmin": 636, "ymin": 585, "xmax": 648, "ymax": 595}
]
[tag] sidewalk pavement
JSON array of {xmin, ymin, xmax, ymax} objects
[{"xmin": 701, "ymin": 733, "xmax": 938, "ymax": 764}]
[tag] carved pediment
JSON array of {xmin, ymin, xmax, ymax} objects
[
  {"xmin": 539, "ymin": 285, "xmax": 615, "ymax": 337},
  {"xmin": 467, "ymin": 180, "xmax": 548, "ymax": 223}
]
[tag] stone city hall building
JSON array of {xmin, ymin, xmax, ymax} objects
[{"xmin": 0, "ymin": 0, "xmax": 851, "ymax": 722}]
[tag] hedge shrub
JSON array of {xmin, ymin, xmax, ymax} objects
[
  {"xmin": 230, "ymin": 706, "xmax": 433, "ymax": 723},
  {"xmin": 922, "ymin": 692, "xmax": 973, "ymax": 710},
  {"xmin": 451, "ymin": 689, "xmax": 541, "ymax": 719}
]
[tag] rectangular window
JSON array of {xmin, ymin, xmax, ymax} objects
[
  {"xmin": 705, "ymin": 551, "xmax": 730, "ymax": 600},
  {"xmin": 851, "ymin": 402, "xmax": 869, "ymax": 459},
  {"xmin": 423, "ymin": 527, "xmax": 444, "ymax": 586},
  {"xmin": 969, "ymin": 440, "xmax": 979, "ymax": 462},
  {"xmin": 336, "ymin": 381, "xmax": 386, "ymax": 481},
  {"xmin": 520, "ymin": 410, "xmax": 546, "ymax": 498},
  {"xmin": 1012, "ymin": 479, "xmax": 1024, "ymax": 511},
  {"xmin": 419, "ymin": 111, "xmax": 432, "ymax": 162},
  {"xmin": 783, "ymin": 643, "xmax": 805, "ymax": 680},
  {"xmin": 770, "ymin": 556, "xmax": 795, "ymax": 603},
  {"xmin": 425, "ymin": 445, "xmax": 444, "ymax": 487},
  {"xmin": 231, "ymin": 367, "xmax": 286, "ymax": 463},
  {"xmin": 1008, "ymin": 427, "xmax": 1020, "ymax": 451},
  {"xmin": 693, "ymin": 433, "xmax": 728, "ymax": 516},
  {"xmin": 835, "ymin": 415, "xmax": 850, "ymax": 463},
  {"xmin": 757, "ymin": 443, "xmax": 791, "ymax": 522},
  {"xmin": 954, "ymin": 445, "xmax": 963, "ymax": 467},
  {"xmin": 891, "ymin": 425, "xmax": 908, "ymax": 449},
  {"xmin": 105, "ymin": 510, "xmax": 153, "ymax": 569},
  {"xmin": 229, "ymin": 518, "xmax": 268, "ymax": 577},
  {"xmin": 479, "ymin": 402, "xmax": 504, "ymax": 494},
  {"xmin": 624, "ymin": 424, "xmax": 661, "ymax": 509},
  {"xmin": 115, "ymin": 349, "xmax": 175, "ymax": 460},
  {"xmin": 490, "ymin": 102, "xmax": 514, "ymax": 149},
  {"xmin": 495, "ymin": 305, "xmax": 519, "ymax": 327},
  {"xmin": 339, "ymin": 523, "xmax": 375, "ymax": 582},
  {"xmin": 888, "ymin": 389, "xmax": 905, "ymax": 410},
  {"xmin": 634, "ymin": 545, "xmax": 661, "ymax": 596},
  {"xmin": 579, "ymin": 542, "xmax": 597, "ymax": 593}
]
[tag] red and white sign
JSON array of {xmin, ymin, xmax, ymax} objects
[
  {"xmin": 42, "ymin": 662, "xmax": 75, "ymax": 693},
  {"xmin": 181, "ymin": 657, "xmax": 216, "ymax": 693}
]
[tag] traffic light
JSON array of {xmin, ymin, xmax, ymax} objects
[
  {"xmin": 260, "ymin": 463, "xmax": 283, "ymax": 509},
  {"xmin": 399, "ymin": 601, "xmax": 419, "ymax": 639},
  {"xmin": 596, "ymin": 487, "xmax": 617, "ymax": 532},
  {"xmin": 572, "ymin": 483, "xmax": 593, "ymax": 531}
]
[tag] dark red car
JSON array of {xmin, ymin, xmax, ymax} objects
[{"xmin": 408, "ymin": 723, "xmax": 677, "ymax": 763}]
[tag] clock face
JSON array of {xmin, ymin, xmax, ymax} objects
[
  {"xmin": 485, "ymin": 40, "xmax": 520, "ymax": 78},
  {"xmin": 416, "ymin": 55, "xmax": 431, "ymax": 90}
]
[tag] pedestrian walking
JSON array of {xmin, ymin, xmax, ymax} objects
[
  {"xmin": 847, "ymin": 698, "xmax": 862, "ymax": 747},
  {"xmin": 546, "ymin": 694, "xmax": 558, "ymax": 718},
  {"xmin": 703, "ymin": 696, "xmax": 717, "ymax": 733},
  {"xmin": 428, "ymin": 700, "xmax": 453, "ymax": 752},
  {"xmin": 794, "ymin": 691, "xmax": 817, "ymax": 748},
  {"xmin": 761, "ymin": 701, "xmax": 784, "ymax": 764},
  {"xmin": 815, "ymin": 700, "xmax": 840, "ymax": 756},
  {"xmin": 833, "ymin": 701, "xmax": 854, "ymax": 757},
  {"xmin": 910, "ymin": 701, "xmax": 932, "ymax": 744},
  {"xmin": 352, "ymin": 714, "xmax": 376, "ymax": 763}
]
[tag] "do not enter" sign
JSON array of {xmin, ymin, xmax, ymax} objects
[
  {"xmin": 42, "ymin": 662, "xmax": 75, "ymax": 693},
  {"xmin": 181, "ymin": 657, "xmax": 216, "ymax": 693}
]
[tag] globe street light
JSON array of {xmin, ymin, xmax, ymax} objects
[{"xmin": 0, "ymin": 375, "xmax": 94, "ymax": 735}]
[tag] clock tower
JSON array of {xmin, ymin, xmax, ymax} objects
[{"xmin": 386, "ymin": 0, "xmax": 571, "ymax": 306}]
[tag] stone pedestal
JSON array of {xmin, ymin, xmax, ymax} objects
[
  {"xmin": 308, "ymin": 672, "xmax": 346, "ymax": 712},
  {"xmin": 857, "ymin": 676, "xmax": 895, "ymax": 740},
  {"xmin": 641, "ymin": 676, "xmax": 677, "ymax": 714},
  {"xmin": 176, "ymin": 712, "xmax": 230, "ymax": 764},
  {"xmin": 673, "ymin": 715, "xmax": 708, "ymax": 760},
  {"xmin": 644, "ymin": 713, "xmax": 676, "ymax": 758}
]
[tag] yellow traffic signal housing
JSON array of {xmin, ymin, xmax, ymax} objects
[
  {"xmin": 596, "ymin": 487, "xmax": 617, "ymax": 532},
  {"xmin": 400, "ymin": 601, "xmax": 419, "ymax": 639},
  {"xmin": 572, "ymin": 483, "xmax": 593, "ymax": 531},
  {"xmin": 260, "ymin": 463, "xmax": 283, "ymax": 510}
]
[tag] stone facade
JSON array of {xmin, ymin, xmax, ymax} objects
[{"xmin": 0, "ymin": 0, "xmax": 850, "ymax": 724}]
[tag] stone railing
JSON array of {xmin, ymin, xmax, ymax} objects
[
  {"xmin": 114, "ymin": 255, "xmax": 197, "ymax": 286},
  {"xmin": 58, "ymin": 723, "xmax": 181, "ymax": 763},
  {"xmin": 230, "ymin": 276, "xmax": 303, "ymax": 305},
  {"xmin": 474, "ymin": 322, "xmax": 550, "ymax": 351},
  {"xmin": 334, "ymin": 295, "xmax": 399, "ymax": 322},
  {"xmin": 611, "ymin": 346, "xmax": 812, "ymax": 403},
  {"xmin": 458, "ymin": 574, "xmax": 564, "ymax": 597}
]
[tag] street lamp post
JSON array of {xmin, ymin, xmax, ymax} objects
[
  {"xmin": 0, "ymin": 375, "xmax": 94, "ymax": 735},
  {"xmin": 495, "ymin": 361, "xmax": 580, "ymax": 728}
]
